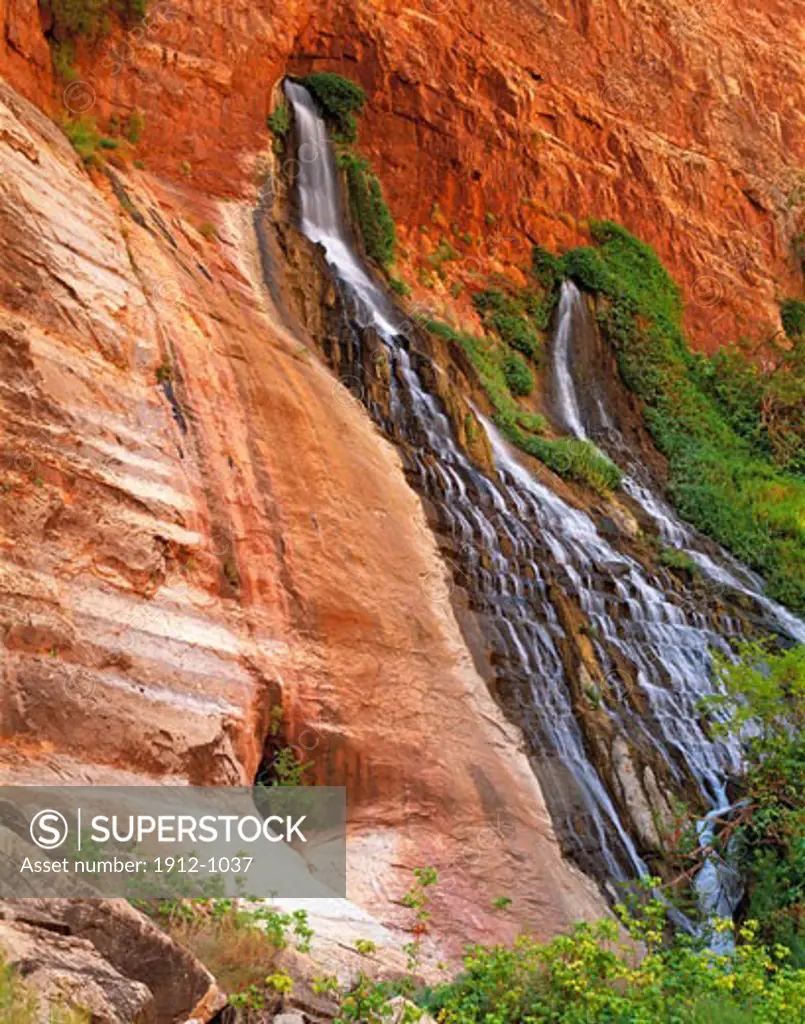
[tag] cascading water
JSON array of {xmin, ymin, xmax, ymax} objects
[{"xmin": 283, "ymin": 82, "xmax": 805, "ymax": 901}]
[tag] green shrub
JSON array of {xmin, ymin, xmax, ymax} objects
[
  {"xmin": 659, "ymin": 546, "xmax": 698, "ymax": 574},
  {"xmin": 301, "ymin": 72, "xmax": 365, "ymax": 143},
  {"xmin": 339, "ymin": 149, "xmax": 396, "ymax": 268},
  {"xmin": 267, "ymin": 101, "xmax": 290, "ymax": 138},
  {"xmin": 561, "ymin": 245, "xmax": 611, "ymax": 293},
  {"xmin": 51, "ymin": 39, "xmax": 77, "ymax": 80},
  {"xmin": 699, "ymin": 642, "xmax": 805, "ymax": 965},
  {"xmin": 781, "ymin": 298, "xmax": 805, "ymax": 339},
  {"xmin": 421, "ymin": 895, "xmax": 805, "ymax": 1023},
  {"xmin": 267, "ymin": 102, "xmax": 290, "ymax": 153},
  {"xmin": 557, "ymin": 220, "xmax": 805, "ymax": 612},
  {"xmin": 63, "ymin": 115, "xmax": 101, "ymax": 163},
  {"xmin": 44, "ymin": 0, "xmax": 147, "ymax": 45},
  {"xmin": 473, "ymin": 289, "xmax": 545, "ymax": 360},
  {"xmin": 427, "ymin": 236, "xmax": 458, "ymax": 274},
  {"xmin": 126, "ymin": 108, "xmax": 145, "ymax": 144},
  {"xmin": 388, "ymin": 276, "xmax": 411, "ymax": 297},
  {"xmin": 502, "ymin": 352, "xmax": 534, "ymax": 396},
  {"xmin": 425, "ymin": 318, "xmax": 546, "ymax": 439},
  {"xmin": 423, "ymin": 317, "xmax": 623, "ymax": 492},
  {"xmin": 531, "ymin": 244, "xmax": 563, "ymax": 289}
]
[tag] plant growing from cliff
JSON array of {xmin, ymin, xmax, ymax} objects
[
  {"xmin": 695, "ymin": 642, "xmax": 805, "ymax": 964},
  {"xmin": 126, "ymin": 109, "xmax": 145, "ymax": 144},
  {"xmin": 0, "ymin": 955, "xmax": 89, "ymax": 1022},
  {"xmin": 780, "ymin": 298, "xmax": 805, "ymax": 340},
  {"xmin": 267, "ymin": 102, "xmax": 291, "ymax": 153},
  {"xmin": 260, "ymin": 745, "xmax": 313, "ymax": 787},
  {"xmin": 473, "ymin": 289, "xmax": 545, "ymax": 360},
  {"xmin": 556, "ymin": 220, "xmax": 805, "ymax": 612},
  {"xmin": 502, "ymin": 352, "xmax": 534, "ymax": 396},
  {"xmin": 401, "ymin": 866, "xmax": 439, "ymax": 975},
  {"xmin": 338, "ymin": 149, "xmax": 396, "ymax": 269},
  {"xmin": 300, "ymin": 72, "xmax": 366, "ymax": 143},
  {"xmin": 63, "ymin": 115, "xmax": 102, "ymax": 163},
  {"xmin": 43, "ymin": 0, "xmax": 148, "ymax": 77}
]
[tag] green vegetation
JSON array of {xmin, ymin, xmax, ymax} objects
[
  {"xmin": 267, "ymin": 101, "xmax": 291, "ymax": 153},
  {"xmin": 425, "ymin": 318, "xmax": 546, "ymax": 437},
  {"xmin": 337, "ymin": 148, "xmax": 396, "ymax": 269},
  {"xmin": 780, "ymin": 298, "xmax": 805, "ymax": 340},
  {"xmin": 126, "ymin": 108, "xmax": 145, "ymax": 144},
  {"xmin": 143, "ymin": 899, "xmax": 310, "ymax": 1013},
  {"xmin": 421, "ymin": 907, "xmax": 805, "ymax": 1022},
  {"xmin": 63, "ymin": 114, "xmax": 102, "ymax": 163},
  {"xmin": 44, "ymin": 0, "xmax": 148, "ymax": 77},
  {"xmin": 298, "ymin": 73, "xmax": 396, "ymax": 269},
  {"xmin": 697, "ymin": 642, "xmax": 805, "ymax": 966},
  {"xmin": 473, "ymin": 289, "xmax": 546, "ymax": 360},
  {"xmin": 300, "ymin": 72, "xmax": 366, "ymax": 143},
  {"xmin": 0, "ymin": 956, "xmax": 88, "ymax": 1022},
  {"xmin": 659, "ymin": 546, "xmax": 698, "ymax": 574},
  {"xmin": 502, "ymin": 352, "xmax": 534, "ymax": 396},
  {"xmin": 425, "ymin": 317, "xmax": 621, "ymax": 495},
  {"xmin": 428, "ymin": 236, "xmax": 459, "ymax": 276},
  {"xmin": 388, "ymin": 275, "xmax": 411, "ymax": 298},
  {"xmin": 557, "ymin": 221, "xmax": 805, "ymax": 612},
  {"xmin": 517, "ymin": 435, "xmax": 623, "ymax": 493}
]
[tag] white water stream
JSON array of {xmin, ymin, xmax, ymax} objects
[{"xmin": 285, "ymin": 83, "xmax": 804, "ymax": 906}]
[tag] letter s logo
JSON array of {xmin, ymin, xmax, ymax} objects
[{"xmin": 29, "ymin": 810, "xmax": 69, "ymax": 850}]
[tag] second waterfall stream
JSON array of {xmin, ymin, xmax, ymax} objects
[{"xmin": 284, "ymin": 81, "xmax": 805, "ymax": 906}]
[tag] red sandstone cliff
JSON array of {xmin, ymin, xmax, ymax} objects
[
  {"xmin": 4, "ymin": 0, "xmax": 805, "ymax": 348},
  {"xmin": 1, "ymin": 0, "xmax": 803, "ymax": 962},
  {"xmin": 0, "ymin": 75, "xmax": 604, "ymax": 952}
]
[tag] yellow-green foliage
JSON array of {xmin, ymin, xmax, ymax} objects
[
  {"xmin": 559, "ymin": 221, "xmax": 805, "ymax": 612},
  {"xmin": 63, "ymin": 115, "xmax": 101, "ymax": 163},
  {"xmin": 0, "ymin": 957, "xmax": 88, "ymax": 1023}
]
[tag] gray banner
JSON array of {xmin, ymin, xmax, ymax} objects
[{"xmin": 0, "ymin": 786, "xmax": 345, "ymax": 897}]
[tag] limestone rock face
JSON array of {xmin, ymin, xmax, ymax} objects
[
  {"xmin": 3, "ymin": 0, "xmax": 803, "ymax": 348},
  {"xmin": 0, "ymin": 78, "xmax": 604, "ymax": 951}
]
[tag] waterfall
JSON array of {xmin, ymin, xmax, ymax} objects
[
  {"xmin": 552, "ymin": 282, "xmax": 588, "ymax": 438},
  {"xmin": 284, "ymin": 82, "xmax": 805, "ymax": 898}
]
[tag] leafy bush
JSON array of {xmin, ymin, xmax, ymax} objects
[
  {"xmin": 142, "ymin": 899, "xmax": 311, "ymax": 1011},
  {"xmin": 301, "ymin": 72, "xmax": 366, "ymax": 143},
  {"xmin": 63, "ymin": 115, "xmax": 102, "ymax": 163},
  {"xmin": 267, "ymin": 102, "xmax": 290, "ymax": 153},
  {"xmin": 424, "ymin": 318, "xmax": 620, "ymax": 492},
  {"xmin": 780, "ymin": 298, "xmax": 805, "ymax": 339},
  {"xmin": 561, "ymin": 245, "xmax": 611, "ymax": 293},
  {"xmin": 531, "ymin": 244, "xmax": 563, "ymax": 289},
  {"xmin": 425, "ymin": 318, "xmax": 546, "ymax": 438},
  {"xmin": 388, "ymin": 276, "xmax": 411, "ymax": 297},
  {"xmin": 502, "ymin": 352, "xmax": 534, "ymax": 396},
  {"xmin": 473, "ymin": 289, "xmax": 545, "ymax": 360},
  {"xmin": 700, "ymin": 642, "xmax": 805, "ymax": 964},
  {"xmin": 422, "ymin": 907, "xmax": 805, "ymax": 1023},
  {"xmin": 267, "ymin": 102, "xmax": 290, "ymax": 139},
  {"xmin": 659, "ymin": 546, "xmax": 698, "ymax": 574},
  {"xmin": 44, "ymin": 0, "xmax": 147, "ymax": 49},
  {"xmin": 559, "ymin": 221, "xmax": 805, "ymax": 612},
  {"xmin": 339, "ymin": 149, "xmax": 396, "ymax": 268}
]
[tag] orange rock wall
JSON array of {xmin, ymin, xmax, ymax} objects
[
  {"xmin": 0, "ymin": 77, "xmax": 604, "ymax": 951},
  {"xmin": 4, "ymin": 0, "xmax": 805, "ymax": 348}
]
